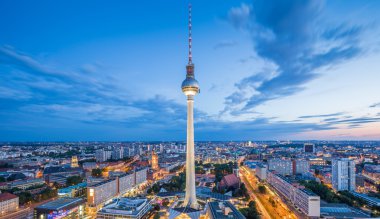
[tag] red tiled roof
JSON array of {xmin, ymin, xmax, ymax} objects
[
  {"xmin": 222, "ymin": 174, "xmax": 240, "ymax": 187},
  {"xmin": 0, "ymin": 192, "xmax": 18, "ymax": 202}
]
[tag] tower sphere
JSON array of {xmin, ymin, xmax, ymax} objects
[{"xmin": 181, "ymin": 77, "xmax": 199, "ymax": 95}]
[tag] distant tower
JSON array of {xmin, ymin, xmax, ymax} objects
[
  {"xmin": 71, "ymin": 156, "xmax": 79, "ymax": 168},
  {"xmin": 151, "ymin": 151, "xmax": 159, "ymax": 170},
  {"xmin": 182, "ymin": 3, "xmax": 200, "ymax": 209},
  {"xmin": 304, "ymin": 143, "xmax": 315, "ymax": 153}
]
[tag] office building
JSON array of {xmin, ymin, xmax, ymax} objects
[
  {"xmin": 34, "ymin": 198, "xmax": 85, "ymax": 219},
  {"xmin": 97, "ymin": 198, "xmax": 152, "ymax": 219},
  {"xmin": 267, "ymin": 171, "xmax": 320, "ymax": 217},
  {"xmin": 0, "ymin": 193, "xmax": 19, "ymax": 216},
  {"xmin": 332, "ymin": 158, "xmax": 355, "ymax": 191}
]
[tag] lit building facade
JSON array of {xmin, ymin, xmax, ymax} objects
[
  {"xmin": 34, "ymin": 198, "xmax": 85, "ymax": 219},
  {"xmin": 151, "ymin": 151, "xmax": 159, "ymax": 170},
  {"xmin": 267, "ymin": 171, "xmax": 320, "ymax": 217},
  {"xmin": 0, "ymin": 193, "xmax": 19, "ymax": 216},
  {"xmin": 87, "ymin": 179, "xmax": 118, "ymax": 207}
]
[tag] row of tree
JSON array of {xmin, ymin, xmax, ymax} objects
[
  {"xmin": 18, "ymin": 187, "xmax": 57, "ymax": 205},
  {"xmin": 147, "ymin": 173, "xmax": 186, "ymax": 194},
  {"xmin": 239, "ymin": 201, "xmax": 260, "ymax": 219}
]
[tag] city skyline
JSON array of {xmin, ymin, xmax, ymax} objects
[{"xmin": 1, "ymin": 0, "xmax": 380, "ymax": 141}]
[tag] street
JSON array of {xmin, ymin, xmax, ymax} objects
[{"xmin": 240, "ymin": 166, "xmax": 298, "ymax": 219}]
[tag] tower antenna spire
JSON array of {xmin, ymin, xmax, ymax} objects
[{"xmin": 188, "ymin": 3, "xmax": 192, "ymax": 64}]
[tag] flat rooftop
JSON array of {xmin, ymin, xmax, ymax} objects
[
  {"xmin": 208, "ymin": 201, "xmax": 246, "ymax": 219},
  {"xmin": 35, "ymin": 198, "xmax": 84, "ymax": 211}
]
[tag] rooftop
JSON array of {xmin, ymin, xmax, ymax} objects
[
  {"xmin": 320, "ymin": 203, "xmax": 371, "ymax": 218},
  {"xmin": 35, "ymin": 198, "xmax": 84, "ymax": 211},
  {"xmin": 0, "ymin": 192, "xmax": 18, "ymax": 202},
  {"xmin": 208, "ymin": 201, "xmax": 246, "ymax": 219},
  {"xmin": 99, "ymin": 197, "xmax": 151, "ymax": 216}
]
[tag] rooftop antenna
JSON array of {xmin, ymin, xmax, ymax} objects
[{"xmin": 188, "ymin": 3, "xmax": 192, "ymax": 65}]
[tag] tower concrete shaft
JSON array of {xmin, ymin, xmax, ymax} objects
[
  {"xmin": 183, "ymin": 95, "xmax": 198, "ymax": 209},
  {"xmin": 181, "ymin": 3, "xmax": 199, "ymax": 209}
]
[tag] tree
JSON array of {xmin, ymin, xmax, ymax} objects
[
  {"xmin": 268, "ymin": 197, "xmax": 276, "ymax": 207},
  {"xmin": 153, "ymin": 204, "xmax": 160, "ymax": 211},
  {"xmin": 66, "ymin": 176, "xmax": 83, "ymax": 186},
  {"xmin": 18, "ymin": 192, "xmax": 33, "ymax": 205},
  {"xmin": 240, "ymin": 201, "xmax": 260, "ymax": 219},
  {"xmin": 162, "ymin": 198, "xmax": 170, "ymax": 207},
  {"xmin": 195, "ymin": 166, "xmax": 206, "ymax": 174},
  {"xmin": 91, "ymin": 168, "xmax": 103, "ymax": 177},
  {"xmin": 258, "ymin": 185, "xmax": 266, "ymax": 194}
]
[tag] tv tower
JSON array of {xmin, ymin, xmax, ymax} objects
[{"xmin": 181, "ymin": 3, "xmax": 200, "ymax": 209}]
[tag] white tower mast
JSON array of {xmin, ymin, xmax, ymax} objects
[{"xmin": 181, "ymin": 3, "xmax": 200, "ymax": 209}]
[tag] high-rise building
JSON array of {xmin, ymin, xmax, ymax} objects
[
  {"xmin": 123, "ymin": 146, "xmax": 135, "ymax": 158},
  {"xmin": 332, "ymin": 158, "xmax": 356, "ymax": 191},
  {"xmin": 71, "ymin": 156, "xmax": 79, "ymax": 168},
  {"xmin": 95, "ymin": 149, "xmax": 112, "ymax": 162},
  {"xmin": 112, "ymin": 147, "xmax": 123, "ymax": 160},
  {"xmin": 304, "ymin": 143, "xmax": 315, "ymax": 153},
  {"xmin": 181, "ymin": 3, "xmax": 200, "ymax": 209},
  {"xmin": 95, "ymin": 149, "xmax": 105, "ymax": 162}
]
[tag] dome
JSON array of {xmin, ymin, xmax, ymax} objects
[{"xmin": 181, "ymin": 77, "xmax": 200, "ymax": 94}]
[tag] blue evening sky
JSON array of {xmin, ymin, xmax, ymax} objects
[{"xmin": 1, "ymin": 0, "xmax": 380, "ymax": 141}]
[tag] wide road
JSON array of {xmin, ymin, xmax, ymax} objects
[
  {"xmin": 240, "ymin": 171, "xmax": 272, "ymax": 219},
  {"xmin": 240, "ymin": 166, "xmax": 298, "ymax": 219}
]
